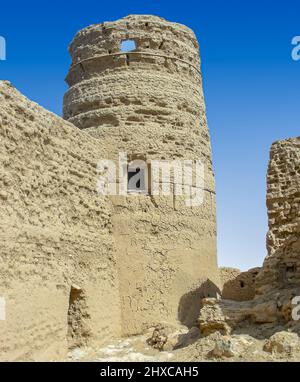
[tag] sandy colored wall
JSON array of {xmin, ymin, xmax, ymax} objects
[
  {"xmin": 64, "ymin": 15, "xmax": 220, "ymax": 334},
  {"xmin": 220, "ymin": 267, "xmax": 260, "ymax": 301},
  {"xmin": 199, "ymin": 138, "xmax": 300, "ymax": 334},
  {"xmin": 256, "ymin": 137, "xmax": 300, "ymax": 296},
  {"xmin": 0, "ymin": 81, "xmax": 121, "ymax": 361}
]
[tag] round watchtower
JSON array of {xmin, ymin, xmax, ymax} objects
[{"xmin": 64, "ymin": 15, "xmax": 219, "ymax": 335}]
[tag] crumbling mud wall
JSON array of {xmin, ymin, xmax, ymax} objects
[
  {"xmin": 256, "ymin": 137, "xmax": 300, "ymax": 296},
  {"xmin": 0, "ymin": 81, "xmax": 121, "ymax": 361},
  {"xmin": 220, "ymin": 267, "xmax": 260, "ymax": 301},
  {"xmin": 200, "ymin": 137, "xmax": 300, "ymax": 336},
  {"xmin": 64, "ymin": 15, "xmax": 220, "ymax": 335}
]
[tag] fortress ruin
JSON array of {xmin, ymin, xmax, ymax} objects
[
  {"xmin": 0, "ymin": 15, "xmax": 219, "ymax": 360},
  {"xmin": 0, "ymin": 14, "xmax": 299, "ymax": 362}
]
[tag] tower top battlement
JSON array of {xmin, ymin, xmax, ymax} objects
[
  {"xmin": 65, "ymin": 14, "xmax": 201, "ymax": 92},
  {"xmin": 68, "ymin": 14, "xmax": 199, "ymax": 64}
]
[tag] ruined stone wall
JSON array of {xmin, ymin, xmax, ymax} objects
[
  {"xmin": 256, "ymin": 137, "xmax": 300, "ymax": 296},
  {"xmin": 220, "ymin": 267, "xmax": 259, "ymax": 301},
  {"xmin": 200, "ymin": 138, "xmax": 300, "ymax": 336},
  {"xmin": 64, "ymin": 15, "xmax": 219, "ymax": 334},
  {"xmin": 0, "ymin": 81, "xmax": 121, "ymax": 361}
]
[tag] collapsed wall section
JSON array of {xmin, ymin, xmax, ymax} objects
[
  {"xmin": 0, "ymin": 81, "xmax": 121, "ymax": 361},
  {"xmin": 256, "ymin": 137, "xmax": 300, "ymax": 296},
  {"xmin": 220, "ymin": 267, "xmax": 259, "ymax": 301},
  {"xmin": 199, "ymin": 138, "xmax": 300, "ymax": 336}
]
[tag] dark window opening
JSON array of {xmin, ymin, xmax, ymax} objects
[
  {"xmin": 127, "ymin": 157, "xmax": 151, "ymax": 195},
  {"xmin": 128, "ymin": 167, "xmax": 146, "ymax": 193},
  {"xmin": 240, "ymin": 281, "xmax": 245, "ymax": 288},
  {"xmin": 286, "ymin": 265, "xmax": 296, "ymax": 273}
]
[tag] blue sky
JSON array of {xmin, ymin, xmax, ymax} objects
[{"xmin": 1, "ymin": 0, "xmax": 299, "ymax": 270}]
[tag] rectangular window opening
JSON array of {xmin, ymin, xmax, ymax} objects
[
  {"xmin": 120, "ymin": 40, "xmax": 136, "ymax": 53},
  {"xmin": 127, "ymin": 156, "xmax": 151, "ymax": 195}
]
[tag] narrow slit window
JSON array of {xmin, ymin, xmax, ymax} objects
[{"xmin": 120, "ymin": 40, "xmax": 136, "ymax": 53}]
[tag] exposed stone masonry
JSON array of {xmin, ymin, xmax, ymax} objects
[
  {"xmin": 256, "ymin": 137, "xmax": 300, "ymax": 296},
  {"xmin": 199, "ymin": 137, "xmax": 300, "ymax": 340}
]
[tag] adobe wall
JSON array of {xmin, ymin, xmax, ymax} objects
[
  {"xmin": 256, "ymin": 137, "xmax": 300, "ymax": 296},
  {"xmin": 0, "ymin": 81, "xmax": 121, "ymax": 361},
  {"xmin": 200, "ymin": 138, "xmax": 300, "ymax": 335},
  {"xmin": 220, "ymin": 267, "xmax": 260, "ymax": 301},
  {"xmin": 64, "ymin": 15, "xmax": 220, "ymax": 334}
]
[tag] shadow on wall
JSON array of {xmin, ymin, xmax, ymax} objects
[
  {"xmin": 178, "ymin": 279, "xmax": 221, "ymax": 328},
  {"xmin": 67, "ymin": 285, "xmax": 91, "ymax": 349}
]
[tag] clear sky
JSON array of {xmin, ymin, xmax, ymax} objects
[{"xmin": 1, "ymin": 0, "xmax": 299, "ymax": 270}]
